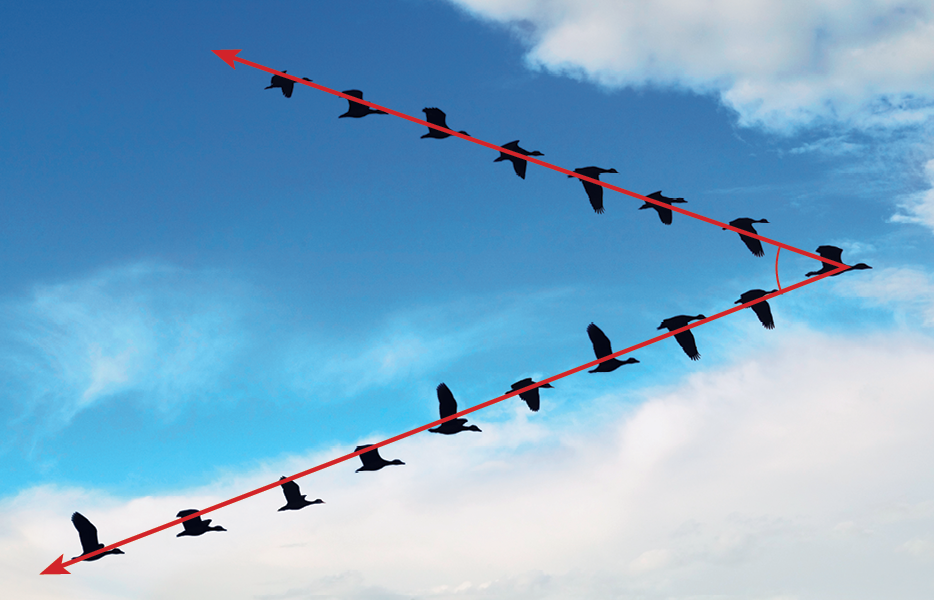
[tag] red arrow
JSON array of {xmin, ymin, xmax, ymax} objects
[
  {"xmin": 211, "ymin": 49, "xmax": 848, "ymax": 270},
  {"xmin": 39, "ymin": 49, "xmax": 855, "ymax": 575},
  {"xmin": 40, "ymin": 263, "xmax": 844, "ymax": 574}
]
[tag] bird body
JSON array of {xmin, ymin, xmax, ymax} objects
[
  {"xmin": 639, "ymin": 190, "xmax": 687, "ymax": 225},
  {"xmin": 264, "ymin": 71, "xmax": 312, "ymax": 98},
  {"xmin": 421, "ymin": 108, "xmax": 468, "ymax": 139},
  {"xmin": 735, "ymin": 289, "xmax": 778, "ymax": 329},
  {"xmin": 494, "ymin": 140, "xmax": 544, "ymax": 179},
  {"xmin": 569, "ymin": 167, "xmax": 618, "ymax": 214},
  {"xmin": 429, "ymin": 383, "xmax": 482, "ymax": 434},
  {"xmin": 71, "ymin": 512, "xmax": 125, "ymax": 561},
  {"xmin": 175, "ymin": 510, "xmax": 227, "ymax": 537},
  {"xmin": 586, "ymin": 323, "xmax": 639, "ymax": 372},
  {"xmin": 355, "ymin": 444, "xmax": 405, "ymax": 472},
  {"xmin": 723, "ymin": 218, "xmax": 770, "ymax": 256},
  {"xmin": 338, "ymin": 89, "xmax": 387, "ymax": 118},
  {"xmin": 805, "ymin": 245, "xmax": 873, "ymax": 277},
  {"xmin": 508, "ymin": 378, "xmax": 553, "ymax": 412},
  {"xmin": 657, "ymin": 315, "xmax": 707, "ymax": 360},
  {"xmin": 277, "ymin": 476, "xmax": 324, "ymax": 511}
]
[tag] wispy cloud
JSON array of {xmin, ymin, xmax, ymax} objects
[{"xmin": 4, "ymin": 330, "xmax": 934, "ymax": 598}]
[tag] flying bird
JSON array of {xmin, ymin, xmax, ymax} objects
[
  {"xmin": 508, "ymin": 378, "xmax": 553, "ymax": 412},
  {"xmin": 429, "ymin": 383, "xmax": 482, "ymax": 434},
  {"xmin": 735, "ymin": 289, "xmax": 779, "ymax": 329},
  {"xmin": 277, "ymin": 476, "xmax": 324, "ymax": 511},
  {"xmin": 638, "ymin": 191, "xmax": 688, "ymax": 225},
  {"xmin": 569, "ymin": 167, "xmax": 619, "ymax": 214},
  {"xmin": 586, "ymin": 323, "xmax": 640, "ymax": 372},
  {"xmin": 70, "ymin": 512, "xmax": 125, "ymax": 561},
  {"xmin": 494, "ymin": 140, "xmax": 544, "ymax": 179},
  {"xmin": 723, "ymin": 218, "xmax": 770, "ymax": 257},
  {"xmin": 421, "ymin": 108, "xmax": 469, "ymax": 139},
  {"xmin": 264, "ymin": 71, "xmax": 312, "ymax": 98},
  {"xmin": 805, "ymin": 245, "xmax": 873, "ymax": 277},
  {"xmin": 175, "ymin": 510, "xmax": 227, "ymax": 537},
  {"xmin": 355, "ymin": 444, "xmax": 405, "ymax": 472},
  {"xmin": 338, "ymin": 89, "xmax": 388, "ymax": 118},
  {"xmin": 657, "ymin": 315, "xmax": 707, "ymax": 361}
]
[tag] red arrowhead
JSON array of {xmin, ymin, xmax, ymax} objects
[
  {"xmin": 212, "ymin": 49, "xmax": 242, "ymax": 69},
  {"xmin": 41, "ymin": 555, "xmax": 70, "ymax": 575}
]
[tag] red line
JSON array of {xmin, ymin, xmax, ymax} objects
[
  {"xmin": 775, "ymin": 247, "xmax": 782, "ymax": 290},
  {"xmin": 223, "ymin": 51, "xmax": 848, "ymax": 270},
  {"xmin": 54, "ymin": 264, "xmax": 845, "ymax": 569}
]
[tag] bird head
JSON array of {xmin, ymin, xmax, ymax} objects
[
  {"xmin": 390, "ymin": 460, "xmax": 405, "ymax": 465},
  {"xmin": 541, "ymin": 383, "xmax": 555, "ymax": 388},
  {"xmin": 466, "ymin": 425, "xmax": 482, "ymax": 432},
  {"xmin": 529, "ymin": 151, "xmax": 544, "ymax": 156}
]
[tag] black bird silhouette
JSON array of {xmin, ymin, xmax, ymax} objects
[
  {"xmin": 586, "ymin": 323, "xmax": 640, "ymax": 372},
  {"xmin": 494, "ymin": 140, "xmax": 544, "ymax": 179},
  {"xmin": 657, "ymin": 315, "xmax": 707, "ymax": 361},
  {"xmin": 175, "ymin": 510, "xmax": 227, "ymax": 537},
  {"xmin": 429, "ymin": 383, "xmax": 482, "ymax": 434},
  {"xmin": 277, "ymin": 476, "xmax": 324, "ymax": 511},
  {"xmin": 638, "ymin": 191, "xmax": 688, "ymax": 225},
  {"xmin": 264, "ymin": 71, "xmax": 312, "ymax": 98},
  {"xmin": 735, "ymin": 289, "xmax": 778, "ymax": 329},
  {"xmin": 355, "ymin": 444, "xmax": 405, "ymax": 472},
  {"xmin": 71, "ymin": 512, "xmax": 124, "ymax": 561},
  {"xmin": 338, "ymin": 89, "xmax": 387, "ymax": 118},
  {"xmin": 508, "ymin": 378, "xmax": 553, "ymax": 412},
  {"xmin": 805, "ymin": 245, "xmax": 873, "ymax": 277},
  {"xmin": 421, "ymin": 108, "xmax": 468, "ymax": 139},
  {"xmin": 569, "ymin": 167, "xmax": 619, "ymax": 214},
  {"xmin": 723, "ymin": 218, "xmax": 770, "ymax": 256}
]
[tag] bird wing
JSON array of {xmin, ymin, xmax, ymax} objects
[
  {"xmin": 511, "ymin": 157, "xmax": 528, "ymax": 179},
  {"xmin": 281, "ymin": 80, "xmax": 295, "ymax": 98},
  {"xmin": 518, "ymin": 389, "xmax": 540, "ymax": 412},
  {"xmin": 816, "ymin": 245, "xmax": 844, "ymax": 263},
  {"xmin": 71, "ymin": 512, "xmax": 100, "ymax": 552},
  {"xmin": 674, "ymin": 331, "xmax": 700, "ymax": 360},
  {"xmin": 658, "ymin": 207, "xmax": 673, "ymax": 224},
  {"xmin": 511, "ymin": 378, "xmax": 533, "ymax": 391},
  {"xmin": 587, "ymin": 323, "xmax": 613, "ymax": 359},
  {"xmin": 751, "ymin": 301, "xmax": 775, "ymax": 329},
  {"xmin": 176, "ymin": 509, "xmax": 203, "ymax": 531},
  {"xmin": 342, "ymin": 89, "xmax": 364, "ymax": 100},
  {"xmin": 581, "ymin": 181, "xmax": 605, "ymax": 213},
  {"xmin": 501, "ymin": 140, "xmax": 521, "ymax": 151},
  {"xmin": 423, "ymin": 108, "xmax": 448, "ymax": 128},
  {"xmin": 436, "ymin": 383, "xmax": 458, "ymax": 418},
  {"xmin": 740, "ymin": 233, "xmax": 765, "ymax": 257},
  {"xmin": 356, "ymin": 444, "xmax": 379, "ymax": 468},
  {"xmin": 280, "ymin": 477, "xmax": 303, "ymax": 503}
]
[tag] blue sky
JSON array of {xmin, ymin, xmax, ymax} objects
[{"xmin": 3, "ymin": 1, "xmax": 934, "ymax": 598}]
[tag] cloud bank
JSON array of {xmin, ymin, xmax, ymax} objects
[{"xmin": 5, "ymin": 330, "xmax": 934, "ymax": 599}]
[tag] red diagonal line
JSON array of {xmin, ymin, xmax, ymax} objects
[
  {"xmin": 47, "ymin": 263, "xmax": 845, "ymax": 572},
  {"xmin": 214, "ymin": 50, "xmax": 849, "ymax": 270}
]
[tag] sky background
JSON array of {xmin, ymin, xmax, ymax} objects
[{"xmin": 2, "ymin": 0, "xmax": 934, "ymax": 598}]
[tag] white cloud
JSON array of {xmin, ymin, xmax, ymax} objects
[
  {"xmin": 447, "ymin": 0, "xmax": 934, "ymax": 133},
  {"xmin": 5, "ymin": 330, "xmax": 934, "ymax": 598},
  {"xmin": 892, "ymin": 158, "xmax": 934, "ymax": 231},
  {"xmin": 841, "ymin": 266, "xmax": 934, "ymax": 326}
]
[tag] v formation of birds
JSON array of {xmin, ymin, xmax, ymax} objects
[{"xmin": 65, "ymin": 67, "xmax": 874, "ymax": 565}]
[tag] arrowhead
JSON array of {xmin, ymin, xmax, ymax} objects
[
  {"xmin": 212, "ymin": 49, "xmax": 242, "ymax": 69},
  {"xmin": 41, "ymin": 555, "xmax": 70, "ymax": 575}
]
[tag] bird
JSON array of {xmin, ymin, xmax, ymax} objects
[
  {"xmin": 657, "ymin": 315, "xmax": 707, "ymax": 361},
  {"xmin": 723, "ymin": 218, "xmax": 770, "ymax": 257},
  {"xmin": 264, "ymin": 71, "xmax": 312, "ymax": 98},
  {"xmin": 569, "ymin": 167, "xmax": 618, "ymax": 214},
  {"xmin": 175, "ymin": 510, "xmax": 227, "ymax": 537},
  {"xmin": 735, "ymin": 289, "xmax": 779, "ymax": 329},
  {"xmin": 586, "ymin": 323, "xmax": 640, "ymax": 372},
  {"xmin": 70, "ymin": 512, "xmax": 125, "ymax": 561},
  {"xmin": 338, "ymin": 89, "xmax": 387, "ymax": 118},
  {"xmin": 508, "ymin": 378, "xmax": 553, "ymax": 412},
  {"xmin": 428, "ymin": 383, "xmax": 482, "ymax": 434},
  {"xmin": 277, "ymin": 476, "xmax": 324, "ymax": 511},
  {"xmin": 421, "ymin": 108, "xmax": 468, "ymax": 139},
  {"xmin": 805, "ymin": 245, "xmax": 873, "ymax": 277},
  {"xmin": 638, "ymin": 191, "xmax": 688, "ymax": 225},
  {"xmin": 355, "ymin": 444, "xmax": 405, "ymax": 472},
  {"xmin": 494, "ymin": 140, "xmax": 544, "ymax": 179}
]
